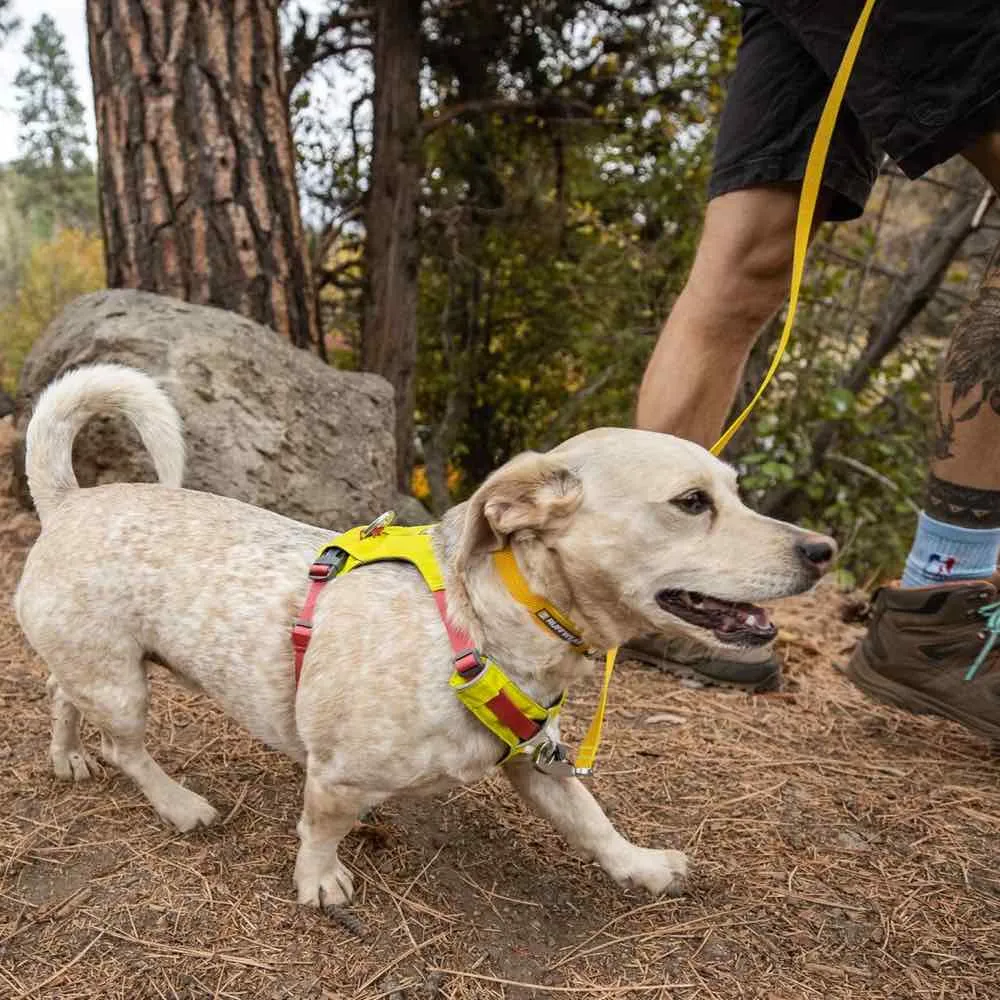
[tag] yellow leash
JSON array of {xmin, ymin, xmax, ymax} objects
[
  {"xmin": 711, "ymin": 0, "xmax": 878, "ymax": 457},
  {"xmin": 574, "ymin": 648, "xmax": 617, "ymax": 772},
  {"xmin": 576, "ymin": 0, "xmax": 879, "ymax": 775}
]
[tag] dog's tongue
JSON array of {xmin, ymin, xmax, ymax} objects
[{"xmin": 697, "ymin": 596, "xmax": 771, "ymax": 634}]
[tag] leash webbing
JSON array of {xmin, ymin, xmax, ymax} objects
[
  {"xmin": 711, "ymin": 0, "xmax": 878, "ymax": 457},
  {"xmin": 575, "ymin": 647, "xmax": 618, "ymax": 772}
]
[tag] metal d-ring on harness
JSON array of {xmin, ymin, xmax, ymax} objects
[{"xmin": 290, "ymin": 511, "xmax": 613, "ymax": 778}]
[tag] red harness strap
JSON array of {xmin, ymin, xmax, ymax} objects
[
  {"xmin": 291, "ymin": 551, "xmax": 346, "ymax": 685},
  {"xmin": 292, "ymin": 558, "xmax": 543, "ymax": 745}
]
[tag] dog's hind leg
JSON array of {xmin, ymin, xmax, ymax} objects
[
  {"xmin": 45, "ymin": 636, "xmax": 219, "ymax": 833},
  {"xmin": 47, "ymin": 675, "xmax": 99, "ymax": 781},
  {"xmin": 294, "ymin": 767, "xmax": 371, "ymax": 907}
]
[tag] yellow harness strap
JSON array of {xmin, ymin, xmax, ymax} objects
[
  {"xmin": 449, "ymin": 662, "xmax": 567, "ymax": 761},
  {"xmin": 711, "ymin": 0, "xmax": 878, "ymax": 456},
  {"xmin": 326, "ymin": 523, "xmax": 445, "ymax": 589}
]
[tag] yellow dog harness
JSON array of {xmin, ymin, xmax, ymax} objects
[{"xmin": 291, "ymin": 512, "xmax": 618, "ymax": 777}]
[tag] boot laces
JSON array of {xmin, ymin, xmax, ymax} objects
[{"xmin": 966, "ymin": 600, "xmax": 1000, "ymax": 681}]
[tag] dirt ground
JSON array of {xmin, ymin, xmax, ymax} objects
[{"xmin": 2, "ymin": 423, "xmax": 999, "ymax": 1000}]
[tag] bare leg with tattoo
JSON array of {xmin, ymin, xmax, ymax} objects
[{"xmin": 846, "ymin": 137, "xmax": 1000, "ymax": 737}]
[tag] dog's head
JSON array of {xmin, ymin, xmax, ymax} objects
[{"xmin": 455, "ymin": 428, "xmax": 835, "ymax": 651}]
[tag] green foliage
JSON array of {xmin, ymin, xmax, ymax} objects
[
  {"xmin": 0, "ymin": 227, "xmax": 105, "ymax": 391},
  {"xmin": 0, "ymin": 162, "xmax": 99, "ymax": 244},
  {"xmin": 0, "ymin": 12, "xmax": 102, "ymax": 391},
  {"xmin": 412, "ymin": 1, "xmax": 738, "ymax": 495},
  {"xmin": 728, "ymin": 219, "xmax": 950, "ymax": 586},
  {"xmin": 14, "ymin": 13, "xmax": 90, "ymax": 172}
]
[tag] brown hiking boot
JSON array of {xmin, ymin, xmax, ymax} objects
[
  {"xmin": 846, "ymin": 575, "xmax": 1000, "ymax": 739},
  {"xmin": 622, "ymin": 635, "xmax": 782, "ymax": 692}
]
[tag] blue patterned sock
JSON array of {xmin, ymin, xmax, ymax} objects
[{"xmin": 901, "ymin": 512, "xmax": 1000, "ymax": 588}]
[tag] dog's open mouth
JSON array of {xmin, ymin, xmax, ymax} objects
[{"xmin": 655, "ymin": 589, "xmax": 777, "ymax": 646}]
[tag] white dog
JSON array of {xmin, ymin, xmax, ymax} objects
[{"xmin": 15, "ymin": 365, "xmax": 834, "ymax": 907}]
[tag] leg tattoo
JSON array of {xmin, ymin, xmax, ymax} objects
[{"xmin": 933, "ymin": 240, "xmax": 1000, "ymax": 461}]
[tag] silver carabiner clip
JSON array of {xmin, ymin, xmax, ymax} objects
[{"xmin": 531, "ymin": 739, "xmax": 590, "ymax": 779}]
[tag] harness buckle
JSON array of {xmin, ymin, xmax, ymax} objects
[
  {"xmin": 291, "ymin": 620, "xmax": 312, "ymax": 648},
  {"xmin": 454, "ymin": 648, "xmax": 485, "ymax": 677},
  {"xmin": 308, "ymin": 547, "xmax": 348, "ymax": 581}
]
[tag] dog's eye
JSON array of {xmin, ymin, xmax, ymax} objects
[{"xmin": 671, "ymin": 489, "xmax": 714, "ymax": 516}]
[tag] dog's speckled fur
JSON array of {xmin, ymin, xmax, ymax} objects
[{"xmin": 15, "ymin": 364, "xmax": 833, "ymax": 907}]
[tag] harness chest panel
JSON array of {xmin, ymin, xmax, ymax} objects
[{"xmin": 290, "ymin": 518, "xmax": 565, "ymax": 763}]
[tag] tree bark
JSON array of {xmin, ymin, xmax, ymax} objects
[
  {"xmin": 87, "ymin": 0, "xmax": 320, "ymax": 351},
  {"xmin": 361, "ymin": 0, "xmax": 422, "ymax": 489}
]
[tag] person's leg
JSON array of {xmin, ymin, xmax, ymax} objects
[
  {"xmin": 636, "ymin": 186, "xmax": 801, "ymax": 446},
  {"xmin": 900, "ymin": 132, "xmax": 1000, "ymax": 590},
  {"xmin": 636, "ymin": 1, "xmax": 875, "ymax": 448},
  {"xmin": 846, "ymin": 134, "xmax": 1000, "ymax": 738},
  {"xmin": 932, "ymin": 132, "xmax": 1000, "ymax": 496},
  {"xmin": 628, "ymin": 2, "xmax": 877, "ymax": 691}
]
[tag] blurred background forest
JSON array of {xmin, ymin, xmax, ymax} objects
[{"xmin": 1, "ymin": 0, "xmax": 999, "ymax": 585}]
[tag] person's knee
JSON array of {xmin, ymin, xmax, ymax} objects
[
  {"xmin": 723, "ymin": 235, "xmax": 794, "ymax": 321},
  {"xmin": 686, "ymin": 188, "xmax": 797, "ymax": 343}
]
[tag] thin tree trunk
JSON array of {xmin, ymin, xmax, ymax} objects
[
  {"xmin": 362, "ymin": 0, "xmax": 422, "ymax": 489},
  {"xmin": 87, "ymin": 0, "xmax": 320, "ymax": 351}
]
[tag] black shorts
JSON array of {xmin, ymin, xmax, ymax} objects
[{"xmin": 710, "ymin": 1, "xmax": 1000, "ymax": 221}]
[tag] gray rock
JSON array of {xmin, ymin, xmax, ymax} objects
[
  {"xmin": 14, "ymin": 290, "xmax": 396, "ymax": 530},
  {"xmin": 392, "ymin": 491, "xmax": 433, "ymax": 526}
]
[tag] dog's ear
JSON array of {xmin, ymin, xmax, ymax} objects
[{"xmin": 456, "ymin": 451, "xmax": 583, "ymax": 570}]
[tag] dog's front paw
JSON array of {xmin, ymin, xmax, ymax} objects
[
  {"xmin": 157, "ymin": 788, "xmax": 220, "ymax": 833},
  {"xmin": 609, "ymin": 847, "xmax": 688, "ymax": 897},
  {"xmin": 295, "ymin": 858, "xmax": 355, "ymax": 908}
]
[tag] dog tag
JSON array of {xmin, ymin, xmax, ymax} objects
[{"xmin": 531, "ymin": 740, "xmax": 589, "ymax": 779}]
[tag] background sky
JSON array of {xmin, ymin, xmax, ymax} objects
[
  {"xmin": 0, "ymin": 1, "xmax": 93, "ymax": 163},
  {"xmin": 0, "ymin": 1, "xmax": 336, "ymax": 166}
]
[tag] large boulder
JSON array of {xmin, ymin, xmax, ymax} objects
[{"xmin": 13, "ymin": 290, "xmax": 400, "ymax": 529}]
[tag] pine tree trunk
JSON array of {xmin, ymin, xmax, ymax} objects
[
  {"xmin": 86, "ymin": 0, "xmax": 320, "ymax": 351},
  {"xmin": 362, "ymin": 0, "xmax": 422, "ymax": 489}
]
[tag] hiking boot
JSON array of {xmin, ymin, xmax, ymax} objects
[
  {"xmin": 622, "ymin": 634, "xmax": 782, "ymax": 692},
  {"xmin": 846, "ymin": 575, "xmax": 1000, "ymax": 740}
]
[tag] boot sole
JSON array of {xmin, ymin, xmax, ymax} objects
[
  {"xmin": 847, "ymin": 646, "xmax": 1000, "ymax": 740},
  {"xmin": 623, "ymin": 648, "xmax": 782, "ymax": 693}
]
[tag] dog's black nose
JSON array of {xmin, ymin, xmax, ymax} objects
[{"xmin": 796, "ymin": 535, "xmax": 836, "ymax": 574}]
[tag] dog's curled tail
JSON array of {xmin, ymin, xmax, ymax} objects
[{"xmin": 25, "ymin": 364, "xmax": 185, "ymax": 523}]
